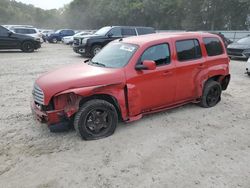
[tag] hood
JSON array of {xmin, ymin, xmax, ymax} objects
[
  {"xmin": 63, "ymin": 36, "xmax": 73, "ymax": 39},
  {"xmin": 36, "ymin": 63, "xmax": 125, "ymax": 105},
  {"xmin": 228, "ymin": 42, "xmax": 250, "ymax": 50},
  {"xmin": 73, "ymin": 34, "xmax": 105, "ymax": 40}
]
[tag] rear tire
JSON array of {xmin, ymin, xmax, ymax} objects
[
  {"xmin": 21, "ymin": 41, "xmax": 35, "ymax": 52},
  {"xmin": 199, "ymin": 80, "xmax": 222, "ymax": 108},
  {"xmin": 74, "ymin": 99, "xmax": 118, "ymax": 140}
]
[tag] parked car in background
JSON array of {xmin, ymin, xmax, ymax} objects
[
  {"xmin": 73, "ymin": 26, "xmax": 156, "ymax": 57},
  {"xmin": 3, "ymin": 25, "xmax": 34, "ymax": 29},
  {"xmin": 0, "ymin": 25, "xmax": 41, "ymax": 52},
  {"xmin": 209, "ymin": 32, "xmax": 232, "ymax": 47},
  {"xmin": 10, "ymin": 26, "xmax": 43, "ymax": 43},
  {"xmin": 227, "ymin": 36, "xmax": 250, "ymax": 59},
  {"xmin": 40, "ymin": 29, "xmax": 54, "ymax": 42},
  {"xmin": 32, "ymin": 32, "xmax": 230, "ymax": 140},
  {"xmin": 62, "ymin": 31, "xmax": 93, "ymax": 45},
  {"xmin": 246, "ymin": 58, "xmax": 250, "ymax": 76},
  {"xmin": 47, "ymin": 29, "xmax": 75, "ymax": 43}
]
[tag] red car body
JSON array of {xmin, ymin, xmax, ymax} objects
[{"xmin": 32, "ymin": 32, "xmax": 230, "ymax": 136}]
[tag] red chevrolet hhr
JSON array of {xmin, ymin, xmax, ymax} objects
[{"xmin": 32, "ymin": 32, "xmax": 230, "ymax": 140}]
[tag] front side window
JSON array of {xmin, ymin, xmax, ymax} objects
[
  {"xmin": 28, "ymin": 29, "xmax": 36, "ymax": 34},
  {"xmin": 67, "ymin": 30, "xmax": 74, "ymax": 35},
  {"xmin": 14, "ymin": 29, "xmax": 28, "ymax": 34},
  {"xmin": 140, "ymin": 44, "xmax": 171, "ymax": 66},
  {"xmin": 203, "ymin": 37, "xmax": 224, "ymax": 56},
  {"xmin": 176, "ymin": 39, "xmax": 202, "ymax": 61},
  {"xmin": 109, "ymin": 27, "xmax": 122, "ymax": 37},
  {"xmin": 90, "ymin": 42, "xmax": 138, "ymax": 68}
]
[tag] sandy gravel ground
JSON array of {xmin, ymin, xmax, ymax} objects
[{"xmin": 0, "ymin": 44, "xmax": 250, "ymax": 188}]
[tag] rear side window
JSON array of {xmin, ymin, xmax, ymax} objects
[
  {"xmin": 176, "ymin": 39, "xmax": 202, "ymax": 61},
  {"xmin": 14, "ymin": 29, "xmax": 36, "ymax": 34},
  {"xmin": 140, "ymin": 44, "xmax": 171, "ymax": 66},
  {"xmin": 203, "ymin": 37, "xmax": 224, "ymax": 56},
  {"xmin": 136, "ymin": 27, "xmax": 155, "ymax": 35},
  {"xmin": 121, "ymin": 28, "xmax": 136, "ymax": 36}
]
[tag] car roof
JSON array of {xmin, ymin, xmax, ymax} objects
[
  {"xmin": 12, "ymin": 27, "xmax": 37, "ymax": 30},
  {"xmin": 121, "ymin": 32, "xmax": 219, "ymax": 46},
  {"xmin": 110, "ymin": 26, "xmax": 154, "ymax": 29}
]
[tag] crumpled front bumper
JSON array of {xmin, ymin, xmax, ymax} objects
[{"xmin": 31, "ymin": 101, "xmax": 66, "ymax": 126}]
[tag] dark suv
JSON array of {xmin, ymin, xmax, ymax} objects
[
  {"xmin": 73, "ymin": 26, "xmax": 155, "ymax": 57},
  {"xmin": 0, "ymin": 25, "xmax": 41, "ymax": 52}
]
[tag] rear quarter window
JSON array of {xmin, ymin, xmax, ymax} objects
[{"xmin": 203, "ymin": 37, "xmax": 224, "ymax": 56}]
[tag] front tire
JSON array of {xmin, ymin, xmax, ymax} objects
[
  {"xmin": 74, "ymin": 99, "xmax": 118, "ymax": 140},
  {"xmin": 91, "ymin": 45, "xmax": 102, "ymax": 57},
  {"xmin": 21, "ymin": 41, "xmax": 35, "ymax": 52},
  {"xmin": 199, "ymin": 80, "xmax": 222, "ymax": 108},
  {"xmin": 52, "ymin": 38, "xmax": 58, "ymax": 43}
]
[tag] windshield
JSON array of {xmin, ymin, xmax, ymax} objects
[
  {"xmin": 55, "ymin": 30, "xmax": 61, "ymax": 34},
  {"xmin": 90, "ymin": 42, "xmax": 138, "ymax": 68},
  {"xmin": 237, "ymin": 37, "xmax": 250, "ymax": 44},
  {"xmin": 95, "ymin": 26, "xmax": 111, "ymax": 36},
  {"xmin": 75, "ymin": 31, "xmax": 87, "ymax": 36}
]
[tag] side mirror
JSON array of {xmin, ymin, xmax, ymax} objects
[
  {"xmin": 107, "ymin": 33, "xmax": 113, "ymax": 38},
  {"xmin": 135, "ymin": 60, "xmax": 156, "ymax": 71},
  {"xmin": 8, "ymin": 31, "xmax": 13, "ymax": 36}
]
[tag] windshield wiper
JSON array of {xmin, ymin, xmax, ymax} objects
[{"xmin": 90, "ymin": 61, "xmax": 106, "ymax": 67}]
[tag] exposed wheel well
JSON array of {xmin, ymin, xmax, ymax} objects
[
  {"xmin": 79, "ymin": 94, "xmax": 122, "ymax": 121},
  {"xmin": 206, "ymin": 75, "xmax": 230, "ymax": 90}
]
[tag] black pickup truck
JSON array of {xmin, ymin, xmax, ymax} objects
[{"xmin": 72, "ymin": 26, "xmax": 155, "ymax": 57}]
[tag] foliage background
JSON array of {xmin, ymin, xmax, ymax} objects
[{"xmin": 0, "ymin": 0, "xmax": 250, "ymax": 30}]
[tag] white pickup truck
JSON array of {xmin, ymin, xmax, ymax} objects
[{"xmin": 247, "ymin": 58, "xmax": 250, "ymax": 76}]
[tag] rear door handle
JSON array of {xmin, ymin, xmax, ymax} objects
[{"xmin": 197, "ymin": 64, "xmax": 205, "ymax": 69}]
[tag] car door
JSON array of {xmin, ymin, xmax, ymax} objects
[
  {"xmin": 174, "ymin": 39, "xmax": 205, "ymax": 102},
  {"xmin": 0, "ymin": 26, "xmax": 19, "ymax": 49},
  {"xmin": 126, "ymin": 43, "xmax": 176, "ymax": 115}
]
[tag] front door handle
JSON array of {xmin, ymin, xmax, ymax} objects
[{"xmin": 162, "ymin": 71, "xmax": 173, "ymax": 76}]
